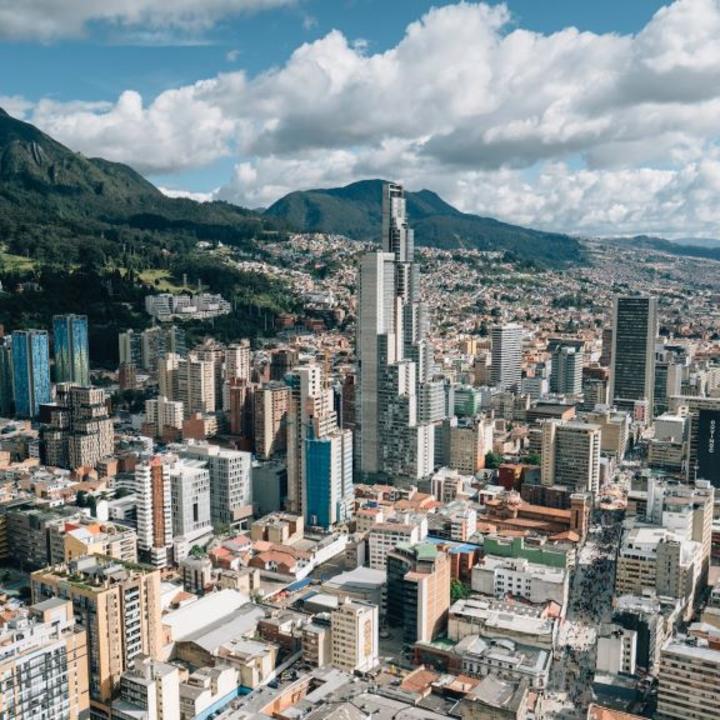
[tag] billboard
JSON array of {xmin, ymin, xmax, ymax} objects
[{"xmin": 697, "ymin": 409, "xmax": 720, "ymax": 487}]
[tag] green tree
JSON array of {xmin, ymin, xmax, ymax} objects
[
  {"xmin": 525, "ymin": 453, "xmax": 541, "ymax": 466},
  {"xmin": 484, "ymin": 450, "xmax": 504, "ymax": 469},
  {"xmin": 451, "ymin": 579, "xmax": 472, "ymax": 602}
]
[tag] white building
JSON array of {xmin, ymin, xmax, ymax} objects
[
  {"xmin": 113, "ymin": 655, "xmax": 180, "ymax": 720},
  {"xmin": 368, "ymin": 517, "xmax": 428, "ymax": 570},
  {"xmin": 491, "ymin": 324, "xmax": 523, "ymax": 391},
  {"xmin": 145, "ymin": 396, "xmax": 184, "ymax": 436},
  {"xmin": 330, "ymin": 599, "xmax": 379, "ymax": 673},
  {"xmin": 169, "ymin": 457, "xmax": 212, "ymax": 548}
]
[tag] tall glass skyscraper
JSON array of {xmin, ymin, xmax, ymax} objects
[
  {"xmin": 12, "ymin": 330, "xmax": 51, "ymax": 418},
  {"xmin": 53, "ymin": 314, "xmax": 89, "ymax": 386},
  {"xmin": 0, "ymin": 336, "xmax": 14, "ymax": 416}
]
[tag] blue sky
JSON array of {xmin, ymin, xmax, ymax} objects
[{"xmin": 2, "ymin": 0, "xmax": 720, "ymax": 237}]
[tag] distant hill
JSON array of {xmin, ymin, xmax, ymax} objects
[
  {"xmin": 622, "ymin": 235, "xmax": 720, "ymax": 262},
  {"xmin": 264, "ymin": 179, "xmax": 585, "ymax": 266},
  {"xmin": 0, "ymin": 107, "xmax": 281, "ymax": 267}
]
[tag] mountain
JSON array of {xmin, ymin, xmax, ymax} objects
[
  {"xmin": 264, "ymin": 179, "xmax": 585, "ymax": 266},
  {"xmin": 621, "ymin": 235, "xmax": 720, "ymax": 263},
  {"xmin": 0, "ymin": 107, "xmax": 280, "ymax": 268}
]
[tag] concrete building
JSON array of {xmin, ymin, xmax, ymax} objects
[
  {"xmin": 449, "ymin": 415, "xmax": 493, "ymax": 475},
  {"xmin": 541, "ymin": 420, "xmax": 601, "ymax": 493},
  {"xmin": 657, "ymin": 636, "xmax": 720, "ymax": 720},
  {"xmin": 357, "ymin": 183, "xmax": 436, "ymax": 483},
  {"xmin": 471, "ymin": 556, "xmax": 568, "ymax": 607},
  {"xmin": 584, "ymin": 407, "xmax": 630, "ymax": 459},
  {"xmin": 330, "ymin": 599, "xmax": 379, "ymax": 673},
  {"xmin": 169, "ymin": 457, "xmax": 212, "ymax": 550},
  {"xmin": 225, "ymin": 340, "xmax": 251, "ymax": 382},
  {"xmin": 368, "ymin": 517, "xmax": 428, "ymax": 570},
  {"xmin": 596, "ymin": 628, "xmax": 637, "ymax": 677},
  {"xmin": 253, "ymin": 382, "xmax": 289, "ymax": 459},
  {"xmin": 386, "ymin": 542, "xmax": 451, "ymax": 643},
  {"xmin": 491, "ymin": 324, "xmax": 523, "ymax": 391},
  {"xmin": 135, "ymin": 457, "xmax": 174, "ymax": 567},
  {"xmin": 113, "ymin": 656, "xmax": 180, "ymax": 720},
  {"xmin": 549, "ymin": 339, "xmax": 584, "ymax": 396},
  {"xmin": 145, "ymin": 396, "xmax": 184, "ymax": 438},
  {"xmin": 31, "ymin": 556, "xmax": 162, "ymax": 712},
  {"xmin": 182, "ymin": 443, "xmax": 252, "ymax": 528},
  {"xmin": 0, "ymin": 598, "xmax": 89, "ymax": 720}
]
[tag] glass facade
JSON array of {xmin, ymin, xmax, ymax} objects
[
  {"xmin": 12, "ymin": 330, "xmax": 51, "ymax": 418},
  {"xmin": 305, "ymin": 434, "xmax": 332, "ymax": 529},
  {"xmin": 53, "ymin": 314, "xmax": 89, "ymax": 385}
]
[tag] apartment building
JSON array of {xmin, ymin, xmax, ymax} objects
[
  {"xmin": 0, "ymin": 598, "xmax": 89, "ymax": 720},
  {"xmin": 31, "ymin": 555, "xmax": 163, "ymax": 712},
  {"xmin": 112, "ymin": 655, "xmax": 180, "ymax": 720}
]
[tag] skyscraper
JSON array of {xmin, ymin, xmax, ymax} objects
[
  {"xmin": 610, "ymin": 296, "xmax": 657, "ymax": 417},
  {"xmin": 12, "ymin": 329, "xmax": 51, "ymax": 418},
  {"xmin": 0, "ymin": 335, "xmax": 14, "ymax": 416},
  {"xmin": 541, "ymin": 420, "xmax": 601, "ymax": 494},
  {"xmin": 53, "ymin": 314, "xmax": 89, "ymax": 386},
  {"xmin": 357, "ymin": 183, "xmax": 435, "ymax": 482},
  {"xmin": 549, "ymin": 338, "xmax": 584, "ymax": 396},
  {"xmin": 490, "ymin": 324, "xmax": 523, "ymax": 390}
]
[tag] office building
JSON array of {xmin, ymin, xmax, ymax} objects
[
  {"xmin": 541, "ymin": 420, "xmax": 601, "ymax": 493},
  {"xmin": 12, "ymin": 329, "xmax": 51, "ymax": 418},
  {"xmin": 305, "ymin": 424, "xmax": 354, "ymax": 530},
  {"xmin": 0, "ymin": 335, "xmax": 14, "ymax": 415},
  {"xmin": 31, "ymin": 556, "xmax": 162, "ymax": 710},
  {"xmin": 549, "ymin": 339, "xmax": 584, "ymax": 396},
  {"xmin": 368, "ymin": 517, "xmax": 428, "ymax": 570},
  {"xmin": 657, "ymin": 636, "xmax": 720, "ymax": 720},
  {"xmin": 584, "ymin": 407, "xmax": 631, "ymax": 459},
  {"xmin": 386, "ymin": 542, "xmax": 450, "ymax": 643},
  {"xmin": 491, "ymin": 324, "xmax": 523, "ymax": 391},
  {"xmin": 113, "ymin": 656, "xmax": 180, "ymax": 720},
  {"xmin": 118, "ymin": 362, "xmax": 137, "ymax": 391},
  {"xmin": 610, "ymin": 296, "xmax": 657, "ymax": 417},
  {"xmin": 356, "ymin": 183, "xmax": 436, "ymax": 482},
  {"xmin": 53, "ymin": 314, "xmax": 89, "ymax": 386},
  {"xmin": 119, "ymin": 326, "xmax": 186, "ymax": 373},
  {"xmin": 0, "ymin": 598, "xmax": 89, "ymax": 720},
  {"xmin": 182, "ymin": 443, "xmax": 253, "ymax": 528},
  {"xmin": 330, "ymin": 599, "xmax": 379, "ymax": 673},
  {"xmin": 254, "ymin": 382, "xmax": 289, "ymax": 459},
  {"xmin": 449, "ymin": 415, "xmax": 494, "ymax": 474}
]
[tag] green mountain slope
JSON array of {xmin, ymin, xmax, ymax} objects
[
  {"xmin": 264, "ymin": 179, "xmax": 585, "ymax": 266},
  {"xmin": 0, "ymin": 107, "xmax": 280, "ymax": 267}
]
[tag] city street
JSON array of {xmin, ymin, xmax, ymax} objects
[{"xmin": 544, "ymin": 517, "xmax": 621, "ymax": 720}]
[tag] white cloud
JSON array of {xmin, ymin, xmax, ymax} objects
[
  {"xmin": 10, "ymin": 0, "xmax": 720, "ymax": 236},
  {"xmin": 159, "ymin": 186, "xmax": 218, "ymax": 203},
  {"xmin": 0, "ymin": 0, "xmax": 295, "ymax": 41}
]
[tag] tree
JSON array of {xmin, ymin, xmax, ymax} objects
[
  {"xmin": 451, "ymin": 579, "xmax": 472, "ymax": 602},
  {"xmin": 484, "ymin": 450, "xmax": 503, "ymax": 469},
  {"xmin": 525, "ymin": 453, "xmax": 541, "ymax": 466}
]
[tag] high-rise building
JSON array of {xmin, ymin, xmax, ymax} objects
[
  {"xmin": 53, "ymin": 314, "xmax": 89, "ymax": 386},
  {"xmin": 66, "ymin": 386, "xmax": 114, "ymax": 468},
  {"xmin": 541, "ymin": 420, "xmax": 601, "ymax": 493},
  {"xmin": 305, "ymin": 424, "xmax": 353, "ymax": 530},
  {"xmin": 330, "ymin": 599, "xmax": 378, "ymax": 673},
  {"xmin": 610, "ymin": 296, "xmax": 657, "ymax": 416},
  {"xmin": 357, "ymin": 183, "xmax": 436, "ymax": 482},
  {"xmin": 12, "ymin": 329, "xmax": 51, "ymax": 418},
  {"xmin": 225, "ymin": 340, "xmax": 251, "ymax": 382},
  {"xmin": 656, "ymin": 636, "xmax": 720, "ymax": 720},
  {"xmin": 135, "ymin": 458, "xmax": 174, "ymax": 567},
  {"xmin": 491, "ymin": 324, "xmax": 523, "ymax": 391},
  {"xmin": 160, "ymin": 353, "xmax": 216, "ymax": 418},
  {"xmin": 225, "ymin": 378, "xmax": 255, "ymax": 446},
  {"xmin": 144, "ymin": 396, "xmax": 184, "ymax": 439},
  {"xmin": 549, "ymin": 339, "xmax": 584, "ymax": 396},
  {"xmin": 31, "ymin": 556, "xmax": 162, "ymax": 712},
  {"xmin": 169, "ymin": 458, "xmax": 212, "ymax": 548},
  {"xmin": 0, "ymin": 335, "xmax": 14, "ymax": 415},
  {"xmin": 120, "ymin": 326, "xmax": 186, "ymax": 373},
  {"xmin": 254, "ymin": 382, "xmax": 289, "ymax": 459},
  {"xmin": 118, "ymin": 361, "xmax": 137, "ymax": 391},
  {"xmin": 182, "ymin": 443, "xmax": 253, "ymax": 528},
  {"xmin": 600, "ymin": 327, "xmax": 613, "ymax": 367},
  {"xmin": 386, "ymin": 542, "xmax": 450, "ymax": 643},
  {"xmin": 0, "ymin": 598, "xmax": 89, "ymax": 720}
]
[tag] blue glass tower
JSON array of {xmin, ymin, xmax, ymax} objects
[
  {"xmin": 53, "ymin": 314, "xmax": 89, "ymax": 386},
  {"xmin": 12, "ymin": 330, "xmax": 51, "ymax": 418}
]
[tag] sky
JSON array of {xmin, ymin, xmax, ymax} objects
[{"xmin": 2, "ymin": 0, "xmax": 720, "ymax": 238}]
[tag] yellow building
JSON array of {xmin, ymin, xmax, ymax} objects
[{"xmin": 31, "ymin": 555, "xmax": 162, "ymax": 717}]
